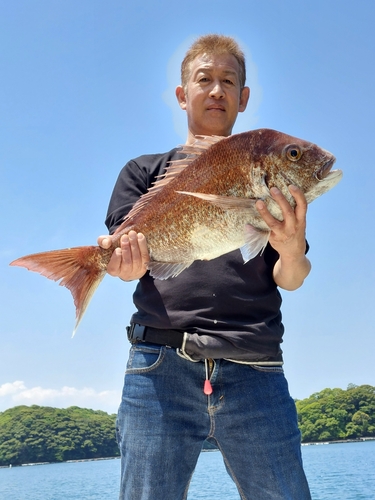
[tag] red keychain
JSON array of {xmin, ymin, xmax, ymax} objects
[{"xmin": 204, "ymin": 360, "xmax": 213, "ymax": 395}]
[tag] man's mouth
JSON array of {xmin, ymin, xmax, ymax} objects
[{"xmin": 207, "ymin": 105, "xmax": 225, "ymax": 112}]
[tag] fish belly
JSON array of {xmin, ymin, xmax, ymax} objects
[{"xmin": 146, "ymin": 212, "xmax": 249, "ymax": 264}]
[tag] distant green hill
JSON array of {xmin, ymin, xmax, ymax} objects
[
  {"xmin": 0, "ymin": 405, "xmax": 119, "ymax": 466},
  {"xmin": 1, "ymin": 384, "xmax": 374, "ymax": 466},
  {"xmin": 296, "ymin": 384, "xmax": 375, "ymax": 442}
]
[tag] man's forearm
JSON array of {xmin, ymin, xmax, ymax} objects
[{"xmin": 273, "ymin": 254, "xmax": 311, "ymax": 291}]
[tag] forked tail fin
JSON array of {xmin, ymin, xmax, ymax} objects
[{"xmin": 10, "ymin": 246, "xmax": 111, "ymax": 336}]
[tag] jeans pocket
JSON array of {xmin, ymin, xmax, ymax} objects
[
  {"xmin": 126, "ymin": 343, "xmax": 166, "ymax": 373},
  {"xmin": 250, "ymin": 364, "xmax": 284, "ymax": 374}
]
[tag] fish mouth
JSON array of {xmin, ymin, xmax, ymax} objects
[{"xmin": 316, "ymin": 157, "xmax": 336, "ymax": 180}]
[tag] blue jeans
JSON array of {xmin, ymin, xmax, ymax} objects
[{"xmin": 116, "ymin": 343, "xmax": 311, "ymax": 500}]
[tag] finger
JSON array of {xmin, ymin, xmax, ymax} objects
[
  {"xmin": 137, "ymin": 233, "xmax": 150, "ymax": 264},
  {"xmin": 255, "ymin": 198, "xmax": 281, "ymax": 231},
  {"xmin": 119, "ymin": 232, "xmax": 148, "ymax": 273},
  {"xmin": 126, "ymin": 231, "xmax": 143, "ymax": 270},
  {"xmin": 128, "ymin": 230, "xmax": 140, "ymax": 256},
  {"xmin": 119, "ymin": 234, "xmax": 134, "ymax": 267},
  {"xmin": 288, "ymin": 185, "xmax": 308, "ymax": 221},
  {"xmin": 269, "ymin": 187, "xmax": 295, "ymax": 221},
  {"xmin": 106, "ymin": 247, "xmax": 123, "ymax": 275},
  {"xmin": 131, "ymin": 233, "xmax": 150, "ymax": 273},
  {"xmin": 97, "ymin": 235, "xmax": 112, "ymax": 249}
]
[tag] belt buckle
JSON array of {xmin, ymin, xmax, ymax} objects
[{"xmin": 127, "ymin": 323, "xmax": 147, "ymax": 342}]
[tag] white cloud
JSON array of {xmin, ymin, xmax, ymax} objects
[
  {"xmin": 0, "ymin": 381, "xmax": 120, "ymax": 414},
  {"xmin": 0, "ymin": 381, "xmax": 27, "ymax": 396}
]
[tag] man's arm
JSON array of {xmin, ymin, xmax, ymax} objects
[
  {"xmin": 256, "ymin": 185, "xmax": 311, "ymax": 291},
  {"xmin": 97, "ymin": 231, "xmax": 150, "ymax": 281}
]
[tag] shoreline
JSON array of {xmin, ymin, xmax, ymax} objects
[
  {"xmin": 2, "ymin": 438, "xmax": 375, "ymax": 469},
  {"xmin": 301, "ymin": 436, "xmax": 375, "ymax": 446},
  {"xmin": 0, "ymin": 456, "xmax": 120, "ymax": 469}
]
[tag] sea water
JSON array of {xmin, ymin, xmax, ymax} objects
[{"xmin": 0, "ymin": 441, "xmax": 374, "ymax": 499}]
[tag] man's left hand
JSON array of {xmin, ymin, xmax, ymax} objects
[{"xmin": 255, "ymin": 185, "xmax": 311, "ymax": 290}]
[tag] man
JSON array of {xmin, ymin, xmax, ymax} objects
[{"xmin": 99, "ymin": 34, "xmax": 312, "ymax": 500}]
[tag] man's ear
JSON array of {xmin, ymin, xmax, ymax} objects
[
  {"xmin": 239, "ymin": 86, "xmax": 250, "ymax": 112},
  {"xmin": 175, "ymin": 85, "xmax": 187, "ymax": 110}
]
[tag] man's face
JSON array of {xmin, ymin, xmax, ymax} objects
[{"xmin": 176, "ymin": 53, "xmax": 250, "ymax": 141}]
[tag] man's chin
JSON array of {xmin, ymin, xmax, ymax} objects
[{"xmin": 198, "ymin": 118, "xmax": 232, "ymax": 135}]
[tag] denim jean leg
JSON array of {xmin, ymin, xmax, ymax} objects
[
  {"xmin": 208, "ymin": 361, "xmax": 311, "ymax": 500},
  {"xmin": 116, "ymin": 343, "xmax": 211, "ymax": 500}
]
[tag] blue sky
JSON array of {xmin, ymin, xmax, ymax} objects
[{"xmin": 1, "ymin": 0, "xmax": 374, "ymax": 413}]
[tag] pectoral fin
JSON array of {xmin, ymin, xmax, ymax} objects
[
  {"xmin": 176, "ymin": 191, "xmax": 257, "ymax": 212},
  {"xmin": 240, "ymin": 225, "xmax": 270, "ymax": 263}
]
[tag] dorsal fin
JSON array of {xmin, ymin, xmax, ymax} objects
[
  {"xmin": 123, "ymin": 135, "xmax": 225, "ymax": 223},
  {"xmin": 179, "ymin": 134, "xmax": 225, "ymax": 157}
]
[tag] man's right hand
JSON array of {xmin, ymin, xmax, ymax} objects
[{"xmin": 97, "ymin": 231, "xmax": 150, "ymax": 281}]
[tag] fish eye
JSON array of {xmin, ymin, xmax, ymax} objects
[{"xmin": 286, "ymin": 145, "xmax": 302, "ymax": 161}]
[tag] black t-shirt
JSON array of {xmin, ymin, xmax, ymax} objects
[{"xmin": 106, "ymin": 148, "xmax": 284, "ymax": 362}]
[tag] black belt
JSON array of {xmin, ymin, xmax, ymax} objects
[{"xmin": 127, "ymin": 323, "xmax": 184, "ymax": 349}]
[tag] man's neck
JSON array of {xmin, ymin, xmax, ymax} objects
[{"xmin": 185, "ymin": 129, "xmax": 231, "ymax": 145}]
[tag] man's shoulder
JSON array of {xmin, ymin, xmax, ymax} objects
[
  {"xmin": 131, "ymin": 148, "xmax": 182, "ymax": 166},
  {"xmin": 121, "ymin": 147, "xmax": 184, "ymax": 182}
]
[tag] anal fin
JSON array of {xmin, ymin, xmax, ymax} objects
[{"xmin": 147, "ymin": 261, "xmax": 194, "ymax": 280}]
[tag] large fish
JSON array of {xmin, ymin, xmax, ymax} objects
[{"xmin": 10, "ymin": 129, "xmax": 342, "ymax": 334}]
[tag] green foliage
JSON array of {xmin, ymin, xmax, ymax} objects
[
  {"xmin": 0, "ymin": 405, "xmax": 119, "ymax": 466},
  {"xmin": 1, "ymin": 384, "xmax": 374, "ymax": 464},
  {"xmin": 296, "ymin": 384, "xmax": 375, "ymax": 443}
]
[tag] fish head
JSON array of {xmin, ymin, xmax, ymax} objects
[{"xmin": 255, "ymin": 129, "xmax": 342, "ymax": 204}]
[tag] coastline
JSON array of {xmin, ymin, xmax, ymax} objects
[
  {"xmin": 301, "ymin": 436, "xmax": 375, "ymax": 446},
  {"xmin": 0, "ymin": 456, "xmax": 120, "ymax": 469},
  {"xmin": 2, "ymin": 438, "xmax": 375, "ymax": 469}
]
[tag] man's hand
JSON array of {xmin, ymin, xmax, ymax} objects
[
  {"xmin": 256, "ymin": 185, "xmax": 311, "ymax": 290},
  {"xmin": 97, "ymin": 231, "xmax": 150, "ymax": 281}
]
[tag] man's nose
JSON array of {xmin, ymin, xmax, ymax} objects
[{"xmin": 209, "ymin": 81, "xmax": 225, "ymax": 98}]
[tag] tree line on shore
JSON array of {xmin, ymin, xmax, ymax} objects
[
  {"xmin": 296, "ymin": 383, "xmax": 375, "ymax": 442},
  {"xmin": 0, "ymin": 405, "xmax": 119, "ymax": 467},
  {"xmin": 0, "ymin": 384, "xmax": 374, "ymax": 466}
]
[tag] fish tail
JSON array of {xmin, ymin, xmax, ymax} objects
[{"xmin": 10, "ymin": 246, "xmax": 110, "ymax": 336}]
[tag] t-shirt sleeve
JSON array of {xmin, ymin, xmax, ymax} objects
[{"xmin": 105, "ymin": 160, "xmax": 148, "ymax": 235}]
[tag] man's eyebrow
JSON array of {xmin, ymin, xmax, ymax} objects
[{"xmin": 194, "ymin": 67, "xmax": 238, "ymax": 78}]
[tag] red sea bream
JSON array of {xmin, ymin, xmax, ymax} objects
[{"xmin": 10, "ymin": 129, "xmax": 342, "ymax": 333}]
